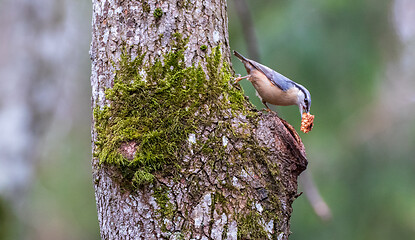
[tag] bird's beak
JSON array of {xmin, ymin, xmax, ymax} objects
[{"xmin": 300, "ymin": 105, "xmax": 308, "ymax": 117}]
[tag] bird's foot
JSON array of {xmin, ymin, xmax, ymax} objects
[
  {"xmin": 234, "ymin": 77, "xmax": 243, "ymax": 84},
  {"xmin": 233, "ymin": 74, "xmax": 249, "ymax": 84},
  {"xmin": 260, "ymin": 108, "xmax": 273, "ymax": 113},
  {"xmin": 261, "ymin": 101, "xmax": 274, "ymax": 113}
]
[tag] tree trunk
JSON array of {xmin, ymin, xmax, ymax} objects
[{"xmin": 90, "ymin": 1, "xmax": 307, "ymax": 239}]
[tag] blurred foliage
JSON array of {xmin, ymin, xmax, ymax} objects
[
  {"xmin": 28, "ymin": 128, "xmax": 99, "ymax": 240},
  {"xmin": 0, "ymin": 198, "xmax": 20, "ymax": 240},
  {"xmin": 230, "ymin": 0, "xmax": 415, "ymax": 239}
]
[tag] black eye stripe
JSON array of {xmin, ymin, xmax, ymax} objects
[{"xmin": 296, "ymin": 85, "xmax": 310, "ymax": 107}]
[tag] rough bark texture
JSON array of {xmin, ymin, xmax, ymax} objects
[{"xmin": 90, "ymin": 1, "xmax": 307, "ymax": 239}]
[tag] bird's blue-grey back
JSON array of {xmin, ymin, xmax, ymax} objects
[
  {"xmin": 253, "ymin": 60, "xmax": 311, "ymax": 108},
  {"xmin": 233, "ymin": 51, "xmax": 295, "ymax": 92},
  {"xmin": 251, "ymin": 61, "xmax": 297, "ymax": 92}
]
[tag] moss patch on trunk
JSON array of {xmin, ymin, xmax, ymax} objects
[{"xmin": 93, "ymin": 34, "xmax": 250, "ymax": 187}]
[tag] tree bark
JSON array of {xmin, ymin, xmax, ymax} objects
[{"xmin": 90, "ymin": 1, "xmax": 307, "ymax": 239}]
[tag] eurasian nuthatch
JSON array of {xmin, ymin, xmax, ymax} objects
[{"xmin": 233, "ymin": 50, "xmax": 311, "ymax": 117}]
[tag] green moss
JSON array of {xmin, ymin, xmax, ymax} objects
[
  {"xmin": 153, "ymin": 7, "xmax": 163, "ymax": 19},
  {"xmin": 222, "ymin": 224, "xmax": 229, "ymax": 240},
  {"xmin": 215, "ymin": 191, "xmax": 227, "ymax": 205},
  {"xmin": 158, "ymin": 33, "xmax": 164, "ymax": 43},
  {"xmin": 177, "ymin": 0, "xmax": 191, "ymax": 9},
  {"xmin": 142, "ymin": 2, "xmax": 150, "ymax": 13},
  {"xmin": 237, "ymin": 211, "xmax": 269, "ymax": 240},
  {"xmin": 173, "ymin": 232, "xmax": 185, "ymax": 240},
  {"xmin": 237, "ymin": 199, "xmax": 270, "ymax": 239},
  {"xmin": 92, "ymin": 33, "xmax": 284, "ymax": 237},
  {"xmin": 93, "ymin": 33, "xmax": 250, "ymax": 187},
  {"xmin": 200, "ymin": 45, "xmax": 207, "ymax": 51},
  {"xmin": 153, "ymin": 185, "xmax": 176, "ymax": 233},
  {"xmin": 153, "ymin": 186, "xmax": 175, "ymax": 219}
]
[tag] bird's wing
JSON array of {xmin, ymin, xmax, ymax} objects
[{"xmin": 248, "ymin": 60, "xmax": 295, "ymax": 92}]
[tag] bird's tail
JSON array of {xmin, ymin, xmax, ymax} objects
[{"xmin": 233, "ymin": 50, "xmax": 249, "ymax": 62}]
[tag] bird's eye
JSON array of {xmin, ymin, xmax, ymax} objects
[{"xmin": 304, "ymin": 99, "xmax": 308, "ymax": 104}]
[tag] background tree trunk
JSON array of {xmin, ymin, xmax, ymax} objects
[{"xmin": 90, "ymin": 0, "xmax": 307, "ymax": 239}]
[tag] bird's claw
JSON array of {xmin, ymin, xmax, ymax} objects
[
  {"xmin": 261, "ymin": 108, "xmax": 272, "ymax": 113},
  {"xmin": 233, "ymin": 75, "xmax": 242, "ymax": 84},
  {"xmin": 233, "ymin": 74, "xmax": 250, "ymax": 84}
]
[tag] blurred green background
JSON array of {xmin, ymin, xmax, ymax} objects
[{"xmin": 1, "ymin": 0, "xmax": 414, "ymax": 239}]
